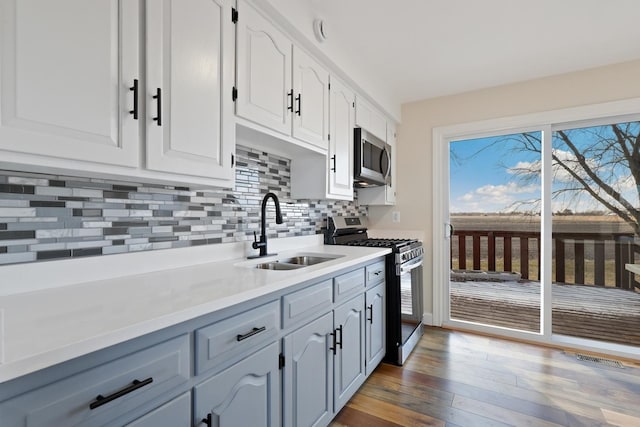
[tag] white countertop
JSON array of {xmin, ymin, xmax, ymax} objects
[{"xmin": 0, "ymin": 236, "xmax": 390, "ymax": 383}]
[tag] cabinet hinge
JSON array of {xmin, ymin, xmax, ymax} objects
[
  {"xmin": 231, "ymin": 153, "xmax": 235, "ymax": 167},
  {"xmin": 231, "ymin": 7, "xmax": 238, "ymax": 23},
  {"xmin": 279, "ymin": 353, "xmax": 285, "ymax": 369},
  {"xmin": 232, "ymin": 86, "xmax": 238, "ymax": 101}
]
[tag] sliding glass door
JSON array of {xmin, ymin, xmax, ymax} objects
[
  {"xmin": 434, "ymin": 107, "xmax": 640, "ymax": 354},
  {"xmin": 449, "ymin": 132, "xmax": 542, "ymax": 333}
]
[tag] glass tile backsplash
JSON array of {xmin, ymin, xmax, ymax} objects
[{"xmin": 0, "ymin": 145, "xmax": 366, "ymax": 265}]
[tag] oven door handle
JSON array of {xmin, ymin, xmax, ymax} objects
[{"xmin": 399, "ymin": 256, "xmax": 423, "ymax": 275}]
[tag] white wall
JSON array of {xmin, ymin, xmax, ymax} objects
[{"xmin": 366, "ymin": 59, "xmax": 640, "ymax": 318}]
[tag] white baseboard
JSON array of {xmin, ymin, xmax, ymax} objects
[{"xmin": 422, "ymin": 312, "xmax": 434, "ymax": 326}]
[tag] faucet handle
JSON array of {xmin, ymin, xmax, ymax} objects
[{"xmin": 252, "ymin": 231, "xmax": 259, "ymax": 249}]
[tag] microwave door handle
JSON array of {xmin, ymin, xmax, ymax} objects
[{"xmin": 380, "ymin": 147, "xmax": 391, "ymax": 180}]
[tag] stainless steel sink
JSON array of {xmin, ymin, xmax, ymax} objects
[
  {"xmin": 252, "ymin": 253, "xmax": 343, "ymax": 270},
  {"xmin": 277, "ymin": 256, "xmax": 335, "ymax": 266},
  {"xmin": 255, "ymin": 262, "xmax": 304, "ymax": 270}
]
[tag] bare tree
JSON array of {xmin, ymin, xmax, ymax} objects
[{"xmin": 507, "ymin": 122, "xmax": 640, "ymax": 235}]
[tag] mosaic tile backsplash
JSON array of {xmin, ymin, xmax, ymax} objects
[{"xmin": 0, "ymin": 145, "xmax": 366, "ymax": 265}]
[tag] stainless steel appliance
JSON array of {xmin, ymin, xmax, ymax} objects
[
  {"xmin": 353, "ymin": 128, "xmax": 391, "ymax": 187},
  {"xmin": 326, "ymin": 216, "xmax": 424, "ymax": 365}
]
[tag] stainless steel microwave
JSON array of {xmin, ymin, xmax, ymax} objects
[{"xmin": 354, "ymin": 127, "xmax": 391, "ymax": 187}]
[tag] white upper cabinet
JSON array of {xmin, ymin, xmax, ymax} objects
[
  {"xmin": 235, "ymin": 0, "xmax": 292, "ymax": 135},
  {"xmin": 146, "ymin": 0, "xmax": 235, "ymax": 181},
  {"xmin": 235, "ymin": 0, "xmax": 329, "ymax": 151},
  {"xmin": 292, "ymin": 47, "xmax": 329, "ymax": 149},
  {"xmin": 328, "ymin": 78, "xmax": 354, "ymax": 198},
  {"xmin": 0, "ymin": 0, "xmax": 139, "ymax": 166},
  {"xmin": 354, "ymin": 96, "xmax": 386, "ymax": 142}
]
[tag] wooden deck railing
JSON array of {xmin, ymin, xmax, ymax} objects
[{"xmin": 450, "ymin": 229, "xmax": 640, "ymax": 290}]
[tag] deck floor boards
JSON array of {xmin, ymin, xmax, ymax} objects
[{"xmin": 449, "ymin": 280, "xmax": 640, "ymax": 346}]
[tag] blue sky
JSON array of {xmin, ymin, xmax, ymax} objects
[
  {"xmin": 449, "ymin": 125, "xmax": 639, "ymax": 214},
  {"xmin": 449, "ymin": 134, "xmax": 541, "ymax": 213}
]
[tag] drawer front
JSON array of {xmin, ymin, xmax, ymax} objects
[
  {"xmin": 196, "ymin": 300, "xmax": 280, "ymax": 375},
  {"xmin": 366, "ymin": 260, "xmax": 385, "ymax": 287},
  {"xmin": 0, "ymin": 334, "xmax": 190, "ymax": 427},
  {"xmin": 282, "ymin": 279, "xmax": 333, "ymax": 329},
  {"xmin": 124, "ymin": 392, "xmax": 191, "ymax": 427},
  {"xmin": 334, "ymin": 268, "xmax": 364, "ymax": 303}
]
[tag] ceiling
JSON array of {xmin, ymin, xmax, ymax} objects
[{"xmin": 307, "ymin": 0, "xmax": 640, "ymax": 105}]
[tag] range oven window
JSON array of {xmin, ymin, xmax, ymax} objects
[{"xmin": 399, "ymin": 257, "xmax": 423, "ymax": 337}]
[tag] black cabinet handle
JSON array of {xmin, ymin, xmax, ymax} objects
[
  {"xmin": 236, "ymin": 326, "xmax": 266, "ymax": 341},
  {"xmin": 202, "ymin": 413, "xmax": 212, "ymax": 426},
  {"xmin": 336, "ymin": 325, "xmax": 343, "ymax": 349},
  {"xmin": 287, "ymin": 89, "xmax": 293, "ymax": 112},
  {"xmin": 89, "ymin": 377, "xmax": 153, "ymax": 410},
  {"xmin": 295, "ymin": 94, "xmax": 301, "ymax": 116},
  {"xmin": 329, "ymin": 329, "xmax": 337, "ymax": 355},
  {"xmin": 331, "ymin": 155, "xmax": 336, "ymax": 172},
  {"xmin": 129, "ymin": 79, "xmax": 139, "ymax": 120},
  {"xmin": 367, "ymin": 304, "xmax": 374, "ymax": 324},
  {"xmin": 152, "ymin": 88, "xmax": 162, "ymax": 126}
]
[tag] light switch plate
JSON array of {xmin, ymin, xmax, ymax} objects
[{"xmin": 392, "ymin": 211, "xmax": 400, "ymax": 223}]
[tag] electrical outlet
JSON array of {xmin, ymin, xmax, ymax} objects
[{"xmin": 392, "ymin": 211, "xmax": 400, "ymax": 223}]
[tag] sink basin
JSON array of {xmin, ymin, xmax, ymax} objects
[
  {"xmin": 252, "ymin": 253, "xmax": 344, "ymax": 270},
  {"xmin": 255, "ymin": 262, "xmax": 304, "ymax": 270},
  {"xmin": 277, "ymin": 256, "xmax": 336, "ymax": 266}
]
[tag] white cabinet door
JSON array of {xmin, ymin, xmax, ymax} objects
[
  {"xmin": 236, "ymin": 0, "xmax": 292, "ymax": 135},
  {"xmin": 145, "ymin": 0, "xmax": 234, "ymax": 181},
  {"xmin": 328, "ymin": 78, "xmax": 354, "ymax": 199},
  {"xmin": 354, "ymin": 96, "xmax": 386, "ymax": 142},
  {"xmin": 292, "ymin": 47, "xmax": 329, "ymax": 149},
  {"xmin": 283, "ymin": 312, "xmax": 334, "ymax": 427},
  {"xmin": 365, "ymin": 283, "xmax": 385, "ymax": 375},
  {"xmin": 194, "ymin": 342, "xmax": 280, "ymax": 427},
  {"xmin": 333, "ymin": 294, "xmax": 365, "ymax": 411},
  {"xmin": 0, "ymin": 0, "xmax": 139, "ymax": 166}
]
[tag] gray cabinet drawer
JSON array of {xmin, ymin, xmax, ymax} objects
[
  {"xmin": 366, "ymin": 260, "xmax": 385, "ymax": 287},
  {"xmin": 334, "ymin": 268, "xmax": 364, "ymax": 302},
  {"xmin": 124, "ymin": 392, "xmax": 190, "ymax": 427},
  {"xmin": 0, "ymin": 334, "xmax": 190, "ymax": 427},
  {"xmin": 195, "ymin": 300, "xmax": 280, "ymax": 375},
  {"xmin": 282, "ymin": 279, "xmax": 333, "ymax": 329}
]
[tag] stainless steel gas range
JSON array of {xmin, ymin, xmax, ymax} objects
[{"xmin": 326, "ymin": 216, "xmax": 424, "ymax": 365}]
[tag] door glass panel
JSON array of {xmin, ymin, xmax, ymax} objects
[
  {"xmin": 551, "ymin": 121, "xmax": 640, "ymax": 346},
  {"xmin": 449, "ymin": 132, "xmax": 542, "ymax": 332}
]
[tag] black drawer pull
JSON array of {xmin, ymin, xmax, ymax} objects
[
  {"xmin": 287, "ymin": 89, "xmax": 294, "ymax": 112},
  {"xmin": 236, "ymin": 326, "xmax": 266, "ymax": 341},
  {"xmin": 336, "ymin": 325, "xmax": 343, "ymax": 349},
  {"xmin": 367, "ymin": 304, "xmax": 374, "ymax": 324},
  {"xmin": 329, "ymin": 329, "xmax": 337, "ymax": 355},
  {"xmin": 331, "ymin": 155, "xmax": 336, "ymax": 172},
  {"xmin": 89, "ymin": 377, "xmax": 153, "ymax": 410},
  {"xmin": 295, "ymin": 93, "xmax": 301, "ymax": 116}
]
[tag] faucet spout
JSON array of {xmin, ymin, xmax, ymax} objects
[{"xmin": 250, "ymin": 192, "xmax": 283, "ymax": 257}]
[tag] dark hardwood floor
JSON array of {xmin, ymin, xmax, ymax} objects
[{"xmin": 331, "ymin": 327, "xmax": 640, "ymax": 427}]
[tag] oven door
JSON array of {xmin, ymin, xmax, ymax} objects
[{"xmin": 399, "ymin": 255, "xmax": 423, "ymax": 335}]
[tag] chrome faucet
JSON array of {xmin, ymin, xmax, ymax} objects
[{"xmin": 250, "ymin": 192, "xmax": 283, "ymax": 258}]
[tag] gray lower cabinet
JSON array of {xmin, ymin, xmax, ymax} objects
[
  {"xmin": 194, "ymin": 341, "xmax": 280, "ymax": 427},
  {"xmin": 0, "ymin": 257, "xmax": 386, "ymax": 427},
  {"xmin": 333, "ymin": 293, "xmax": 366, "ymax": 411},
  {"xmin": 124, "ymin": 392, "xmax": 191, "ymax": 427},
  {"xmin": 365, "ymin": 282, "xmax": 385, "ymax": 375},
  {"xmin": 0, "ymin": 334, "xmax": 191, "ymax": 427},
  {"xmin": 283, "ymin": 312, "xmax": 334, "ymax": 427}
]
